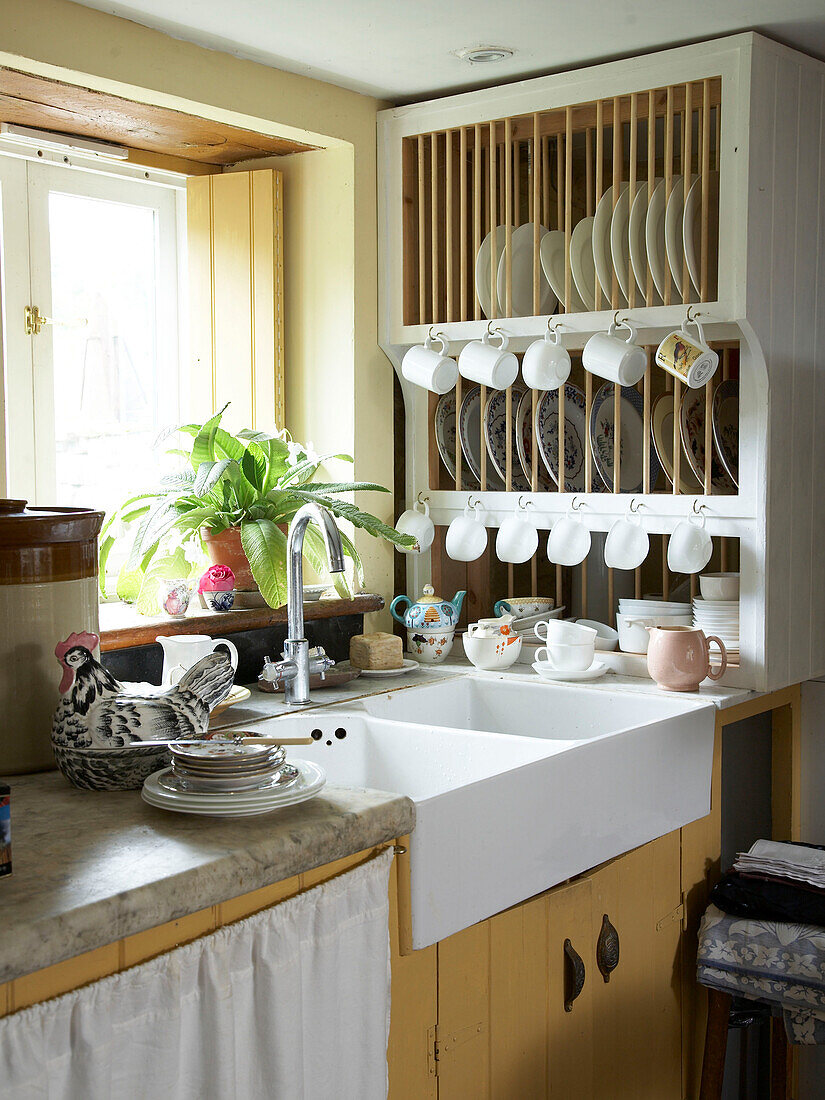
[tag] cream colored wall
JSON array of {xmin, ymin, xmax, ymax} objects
[{"xmin": 1, "ymin": 0, "xmax": 395, "ymax": 625}]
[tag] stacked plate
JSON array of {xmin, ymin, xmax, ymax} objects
[
  {"xmin": 692, "ymin": 598, "xmax": 740, "ymax": 655},
  {"xmin": 141, "ymin": 742, "xmax": 326, "ymax": 817},
  {"xmin": 618, "ymin": 598, "xmax": 691, "ymax": 619}
]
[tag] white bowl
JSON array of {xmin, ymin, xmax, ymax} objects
[
  {"xmin": 463, "ymin": 633, "xmax": 522, "ymax": 671},
  {"xmin": 699, "ymin": 572, "xmax": 740, "ymax": 601},
  {"xmin": 575, "ymin": 619, "xmax": 619, "ymax": 651}
]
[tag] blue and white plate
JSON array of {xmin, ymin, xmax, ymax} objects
[
  {"xmin": 459, "ymin": 386, "xmax": 505, "ymax": 489},
  {"xmin": 589, "ymin": 382, "xmax": 661, "ymax": 493},
  {"xmin": 484, "ymin": 386, "xmax": 531, "ymax": 491},
  {"xmin": 534, "ymin": 383, "xmax": 601, "ymax": 493},
  {"xmin": 515, "ymin": 390, "xmax": 555, "ymax": 491},
  {"xmin": 434, "ymin": 390, "xmax": 475, "ymax": 489}
]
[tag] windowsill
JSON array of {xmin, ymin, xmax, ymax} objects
[{"xmin": 99, "ymin": 593, "xmax": 385, "ymax": 652}]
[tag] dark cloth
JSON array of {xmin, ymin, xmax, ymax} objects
[{"xmin": 710, "ymin": 870, "xmax": 825, "ymax": 926}]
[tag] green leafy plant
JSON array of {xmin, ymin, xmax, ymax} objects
[{"xmin": 100, "ymin": 405, "xmax": 415, "ymax": 613}]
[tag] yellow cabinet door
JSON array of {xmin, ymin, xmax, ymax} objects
[{"xmin": 588, "ymin": 831, "xmax": 683, "ymax": 1100}]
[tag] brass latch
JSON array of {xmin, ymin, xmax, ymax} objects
[
  {"xmin": 24, "ymin": 305, "xmax": 87, "ymax": 336},
  {"xmin": 429, "ymin": 1021, "xmax": 486, "ymax": 1076},
  {"xmin": 656, "ymin": 901, "xmax": 686, "ymax": 933}
]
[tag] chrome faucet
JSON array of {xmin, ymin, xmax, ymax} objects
[{"xmin": 259, "ymin": 503, "xmax": 345, "ymax": 706}]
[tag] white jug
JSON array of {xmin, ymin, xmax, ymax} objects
[{"xmin": 155, "ymin": 634, "xmax": 238, "ymax": 685}]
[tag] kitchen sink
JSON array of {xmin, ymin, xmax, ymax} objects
[{"xmin": 252, "ymin": 673, "xmax": 716, "ymax": 949}]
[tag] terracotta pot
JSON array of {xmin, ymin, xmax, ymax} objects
[
  {"xmin": 646, "ymin": 626, "xmax": 727, "ymax": 692},
  {"xmin": 203, "ymin": 524, "xmax": 289, "ymax": 593}
]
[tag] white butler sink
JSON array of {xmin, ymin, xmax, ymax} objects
[{"xmin": 259, "ymin": 674, "xmax": 716, "ymax": 949}]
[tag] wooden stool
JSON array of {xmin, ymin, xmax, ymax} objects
[{"xmin": 699, "ymin": 988, "xmax": 793, "ymax": 1100}]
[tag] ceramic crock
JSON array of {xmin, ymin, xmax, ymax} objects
[
  {"xmin": 0, "ymin": 499, "xmax": 103, "ymax": 772},
  {"xmin": 646, "ymin": 625, "xmax": 728, "ymax": 692},
  {"xmin": 390, "ymin": 584, "xmax": 466, "ymax": 665}
]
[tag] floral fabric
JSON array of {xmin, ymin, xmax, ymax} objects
[{"xmin": 697, "ymin": 904, "xmax": 825, "ymax": 1044}]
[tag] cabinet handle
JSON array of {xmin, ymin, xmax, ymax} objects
[
  {"xmin": 596, "ymin": 913, "xmax": 620, "ymax": 983},
  {"xmin": 563, "ymin": 938, "xmax": 586, "ymax": 1012}
]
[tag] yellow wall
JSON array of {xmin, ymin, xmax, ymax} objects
[{"xmin": 1, "ymin": 0, "xmax": 395, "ymax": 624}]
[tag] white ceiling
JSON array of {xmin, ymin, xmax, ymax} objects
[{"xmin": 74, "ymin": 0, "xmax": 825, "ymax": 100}]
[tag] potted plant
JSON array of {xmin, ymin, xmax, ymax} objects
[{"xmin": 100, "ymin": 406, "xmax": 415, "ymax": 613}]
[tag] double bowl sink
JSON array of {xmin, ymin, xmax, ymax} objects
[{"xmin": 251, "ymin": 673, "xmax": 716, "ymax": 949}]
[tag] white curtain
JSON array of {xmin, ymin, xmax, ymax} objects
[{"xmin": 0, "ymin": 847, "xmax": 393, "ymax": 1100}]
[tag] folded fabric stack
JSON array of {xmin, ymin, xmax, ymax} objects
[{"xmin": 698, "ymin": 840, "xmax": 825, "ymax": 1044}]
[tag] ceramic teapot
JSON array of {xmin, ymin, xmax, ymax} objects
[{"xmin": 390, "ymin": 585, "xmax": 466, "ymax": 631}]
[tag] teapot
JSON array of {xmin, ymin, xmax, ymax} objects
[{"xmin": 390, "ymin": 585, "xmax": 466, "ymax": 666}]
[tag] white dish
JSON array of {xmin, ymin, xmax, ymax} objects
[
  {"xmin": 651, "ymin": 392, "xmax": 703, "ymax": 493},
  {"xmin": 629, "ymin": 179, "xmax": 664, "ymax": 305},
  {"xmin": 515, "ymin": 390, "xmax": 554, "ymax": 491},
  {"xmin": 540, "ymin": 230, "xmax": 585, "ymax": 311},
  {"xmin": 569, "ymin": 216, "xmax": 597, "ymax": 311},
  {"xmin": 589, "ymin": 382, "xmax": 660, "ymax": 494},
  {"xmin": 534, "ymin": 383, "xmax": 591, "ymax": 492},
  {"xmin": 532, "ymin": 660, "xmax": 608, "ymax": 682},
  {"xmin": 142, "ymin": 760, "xmax": 326, "ymax": 817},
  {"xmin": 434, "ymin": 391, "xmax": 475, "ymax": 489},
  {"xmin": 664, "ymin": 174, "xmax": 699, "ymax": 301},
  {"xmin": 683, "ymin": 171, "xmax": 719, "ymax": 298},
  {"xmin": 711, "ymin": 379, "xmax": 739, "ymax": 487},
  {"xmin": 497, "ymin": 223, "xmax": 556, "ymax": 317},
  {"xmin": 645, "ymin": 176, "xmax": 677, "ymax": 301},
  {"xmin": 593, "ymin": 185, "xmax": 628, "ymax": 307},
  {"xmin": 357, "ymin": 659, "xmax": 420, "ymax": 678},
  {"xmin": 475, "ymin": 224, "xmax": 510, "ymax": 319},
  {"xmin": 610, "ymin": 181, "xmax": 644, "ymax": 302},
  {"xmin": 680, "ymin": 388, "xmax": 737, "ymax": 493},
  {"xmin": 459, "ymin": 385, "xmax": 505, "ymax": 489},
  {"xmin": 574, "ymin": 619, "xmax": 619, "ymax": 651},
  {"xmin": 484, "ymin": 386, "xmax": 530, "ymax": 491}
]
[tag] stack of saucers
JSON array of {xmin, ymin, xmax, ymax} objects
[
  {"xmin": 141, "ymin": 741, "xmax": 326, "ymax": 817},
  {"xmin": 694, "ymin": 572, "xmax": 740, "ymax": 656}
]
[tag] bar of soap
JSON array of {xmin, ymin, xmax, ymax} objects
[{"xmin": 350, "ymin": 632, "xmax": 404, "ymax": 670}]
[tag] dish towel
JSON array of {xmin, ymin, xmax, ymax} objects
[
  {"xmin": 697, "ymin": 903, "xmax": 825, "ymax": 1044},
  {"xmin": 0, "ymin": 847, "xmax": 393, "ymax": 1099}
]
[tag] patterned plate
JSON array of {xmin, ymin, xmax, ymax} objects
[
  {"xmin": 534, "ymin": 383, "xmax": 596, "ymax": 492},
  {"xmin": 589, "ymin": 382, "xmax": 661, "ymax": 493},
  {"xmin": 679, "ymin": 388, "xmax": 737, "ymax": 493},
  {"xmin": 711, "ymin": 379, "xmax": 739, "ymax": 488},
  {"xmin": 484, "ymin": 386, "xmax": 531, "ymax": 491},
  {"xmin": 434, "ymin": 390, "xmax": 475, "ymax": 488},
  {"xmin": 515, "ymin": 390, "xmax": 555, "ymax": 491},
  {"xmin": 459, "ymin": 386, "xmax": 505, "ymax": 489}
]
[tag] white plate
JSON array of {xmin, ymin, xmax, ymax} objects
[
  {"xmin": 593, "ymin": 185, "xmax": 628, "ymax": 307},
  {"xmin": 356, "ymin": 659, "xmax": 420, "ymax": 678},
  {"xmin": 664, "ymin": 174, "xmax": 699, "ymax": 301},
  {"xmin": 683, "ymin": 171, "xmax": 720, "ymax": 298},
  {"xmin": 569, "ymin": 216, "xmax": 597, "ymax": 311},
  {"xmin": 484, "ymin": 386, "xmax": 531, "ymax": 491},
  {"xmin": 651, "ymin": 392, "xmax": 703, "ymax": 493},
  {"xmin": 475, "ymin": 225, "xmax": 510, "ymax": 319},
  {"xmin": 680, "ymin": 389, "xmax": 737, "ymax": 492},
  {"xmin": 515, "ymin": 390, "xmax": 554, "ymax": 491},
  {"xmin": 497, "ymin": 223, "xmax": 556, "ymax": 317},
  {"xmin": 711, "ymin": 379, "xmax": 739, "ymax": 487},
  {"xmin": 628, "ymin": 179, "xmax": 664, "ymax": 305},
  {"xmin": 610, "ymin": 181, "xmax": 644, "ymax": 302},
  {"xmin": 645, "ymin": 176, "xmax": 677, "ymax": 301},
  {"xmin": 532, "ymin": 660, "xmax": 609, "ymax": 682},
  {"xmin": 534, "ymin": 383, "xmax": 592, "ymax": 492},
  {"xmin": 589, "ymin": 382, "xmax": 660, "ymax": 493},
  {"xmin": 540, "ymin": 230, "xmax": 585, "ymax": 311},
  {"xmin": 434, "ymin": 391, "xmax": 475, "ymax": 489},
  {"xmin": 458, "ymin": 385, "xmax": 505, "ymax": 489},
  {"xmin": 142, "ymin": 760, "xmax": 326, "ymax": 817}
]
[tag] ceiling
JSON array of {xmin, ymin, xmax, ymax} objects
[{"xmin": 73, "ymin": 0, "xmax": 825, "ymax": 101}]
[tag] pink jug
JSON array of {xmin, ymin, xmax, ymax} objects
[{"xmin": 646, "ymin": 626, "xmax": 727, "ymax": 692}]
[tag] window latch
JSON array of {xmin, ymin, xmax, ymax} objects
[{"xmin": 24, "ymin": 305, "xmax": 88, "ymax": 336}]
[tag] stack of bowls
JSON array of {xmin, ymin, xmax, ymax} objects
[
  {"xmin": 694, "ymin": 573, "xmax": 740, "ymax": 656},
  {"xmin": 616, "ymin": 597, "xmax": 692, "ymax": 653},
  {"xmin": 169, "ymin": 741, "xmax": 287, "ymax": 791}
]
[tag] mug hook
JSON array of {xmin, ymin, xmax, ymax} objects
[
  {"xmin": 570, "ymin": 495, "xmax": 585, "ymax": 511},
  {"xmin": 517, "ymin": 495, "xmax": 535, "ymax": 511},
  {"xmin": 628, "ymin": 497, "xmax": 644, "ymax": 514},
  {"xmin": 692, "ymin": 499, "xmax": 708, "ymax": 515}
]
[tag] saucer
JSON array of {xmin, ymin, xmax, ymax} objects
[{"xmin": 532, "ymin": 660, "xmax": 609, "ymax": 682}]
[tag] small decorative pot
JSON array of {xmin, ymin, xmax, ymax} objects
[
  {"xmin": 198, "ymin": 564, "xmax": 236, "ymax": 612},
  {"xmin": 406, "ymin": 626, "xmax": 455, "ymax": 664},
  {"xmin": 646, "ymin": 626, "xmax": 728, "ymax": 691},
  {"xmin": 161, "ymin": 579, "xmax": 192, "ymax": 618}
]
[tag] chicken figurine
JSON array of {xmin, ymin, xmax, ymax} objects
[{"xmin": 52, "ymin": 631, "xmax": 235, "ymax": 750}]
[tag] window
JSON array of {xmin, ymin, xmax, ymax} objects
[{"xmin": 0, "ymin": 153, "xmax": 185, "ymax": 519}]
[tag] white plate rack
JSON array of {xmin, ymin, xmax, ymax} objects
[{"xmin": 379, "ymin": 33, "xmax": 825, "ymax": 692}]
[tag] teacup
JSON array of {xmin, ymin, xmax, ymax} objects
[
  {"xmin": 582, "ymin": 319, "xmax": 647, "ymax": 387},
  {"xmin": 547, "ymin": 515, "xmax": 591, "ymax": 566},
  {"xmin": 604, "ymin": 514, "xmax": 649, "ymax": 571},
  {"xmin": 458, "ymin": 330, "xmax": 519, "ymax": 389},
  {"xmin": 445, "ymin": 502, "xmax": 488, "ymax": 562},
  {"xmin": 495, "ymin": 504, "xmax": 539, "ymax": 564},
  {"xmin": 535, "ymin": 618, "xmax": 598, "ymax": 645},
  {"xmin": 395, "ymin": 499, "xmax": 435, "ymax": 554},
  {"xmin": 522, "ymin": 327, "xmax": 571, "ymax": 391},
  {"xmin": 667, "ymin": 515, "xmax": 713, "ymax": 574},
  {"xmin": 535, "ymin": 640, "xmax": 595, "ymax": 673},
  {"xmin": 401, "ymin": 334, "xmax": 458, "ymax": 394},
  {"xmin": 655, "ymin": 317, "xmax": 719, "ymax": 389}
]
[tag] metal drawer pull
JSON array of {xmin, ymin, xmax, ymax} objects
[
  {"xmin": 597, "ymin": 913, "xmax": 620, "ymax": 982},
  {"xmin": 563, "ymin": 938, "xmax": 585, "ymax": 1011}
]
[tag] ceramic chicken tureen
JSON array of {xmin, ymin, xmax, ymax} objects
[{"xmin": 390, "ymin": 585, "xmax": 466, "ymax": 665}]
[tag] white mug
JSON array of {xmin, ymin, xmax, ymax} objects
[
  {"xmin": 534, "ymin": 619, "xmax": 598, "ymax": 644},
  {"xmin": 458, "ymin": 330, "xmax": 519, "ymax": 390},
  {"xmin": 401, "ymin": 334, "xmax": 458, "ymax": 395},
  {"xmin": 522, "ymin": 327, "xmax": 571, "ymax": 391},
  {"xmin": 582, "ymin": 319, "xmax": 646, "ymax": 387},
  {"xmin": 604, "ymin": 512, "xmax": 650, "ymax": 571},
  {"xmin": 535, "ymin": 640, "xmax": 595, "ymax": 672},
  {"xmin": 495, "ymin": 503, "xmax": 539, "ymax": 564},
  {"xmin": 156, "ymin": 633, "xmax": 239, "ymax": 686},
  {"xmin": 445, "ymin": 501, "xmax": 488, "ymax": 562},
  {"xmin": 395, "ymin": 499, "xmax": 435, "ymax": 554},
  {"xmin": 547, "ymin": 514, "xmax": 591, "ymax": 567},
  {"xmin": 667, "ymin": 514, "xmax": 713, "ymax": 574},
  {"xmin": 655, "ymin": 317, "xmax": 719, "ymax": 389}
]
